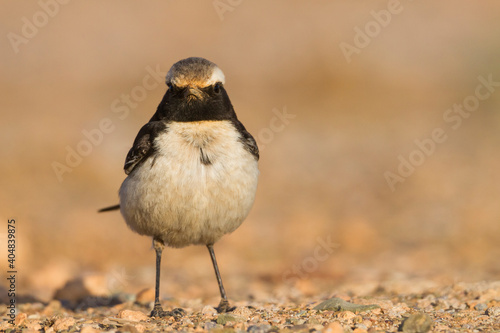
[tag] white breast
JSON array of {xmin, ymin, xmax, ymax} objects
[{"xmin": 119, "ymin": 120, "xmax": 259, "ymax": 248}]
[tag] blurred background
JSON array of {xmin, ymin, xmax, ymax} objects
[{"xmin": 1, "ymin": 1, "xmax": 499, "ymax": 304}]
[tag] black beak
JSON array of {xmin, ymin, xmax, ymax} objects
[{"xmin": 184, "ymin": 87, "xmax": 203, "ymax": 100}]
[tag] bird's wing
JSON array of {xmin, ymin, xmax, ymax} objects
[
  {"xmin": 232, "ymin": 119, "xmax": 259, "ymax": 161},
  {"xmin": 124, "ymin": 121, "xmax": 167, "ymax": 175}
]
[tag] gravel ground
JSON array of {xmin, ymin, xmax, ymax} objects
[{"xmin": 2, "ymin": 280, "xmax": 499, "ymax": 333}]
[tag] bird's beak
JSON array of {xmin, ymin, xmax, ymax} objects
[{"xmin": 184, "ymin": 87, "xmax": 204, "ymax": 100}]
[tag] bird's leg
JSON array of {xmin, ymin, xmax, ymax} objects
[
  {"xmin": 150, "ymin": 237, "xmax": 185, "ymax": 319},
  {"xmin": 150, "ymin": 237, "xmax": 165, "ymax": 317},
  {"xmin": 207, "ymin": 244, "xmax": 233, "ymax": 313}
]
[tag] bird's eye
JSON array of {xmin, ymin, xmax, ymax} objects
[
  {"xmin": 167, "ymin": 82, "xmax": 173, "ymax": 90},
  {"xmin": 213, "ymin": 82, "xmax": 222, "ymax": 94}
]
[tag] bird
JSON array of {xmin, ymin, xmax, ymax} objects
[{"xmin": 99, "ymin": 57, "xmax": 259, "ymax": 318}]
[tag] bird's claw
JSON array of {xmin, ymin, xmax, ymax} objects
[
  {"xmin": 216, "ymin": 299, "xmax": 235, "ymax": 313},
  {"xmin": 170, "ymin": 308, "xmax": 187, "ymax": 318},
  {"xmin": 150, "ymin": 304, "xmax": 186, "ymax": 319}
]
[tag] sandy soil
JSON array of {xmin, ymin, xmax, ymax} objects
[
  {"xmin": 1, "ymin": 277, "xmax": 500, "ymax": 332},
  {"xmin": 2, "ymin": 279, "xmax": 500, "ymax": 332}
]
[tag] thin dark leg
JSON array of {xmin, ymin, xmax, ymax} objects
[
  {"xmin": 150, "ymin": 238, "xmax": 186, "ymax": 319},
  {"xmin": 151, "ymin": 238, "xmax": 165, "ymax": 317},
  {"xmin": 155, "ymin": 245, "xmax": 162, "ymax": 303},
  {"xmin": 207, "ymin": 244, "xmax": 232, "ymax": 313}
]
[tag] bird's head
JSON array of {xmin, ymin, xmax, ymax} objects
[{"xmin": 158, "ymin": 57, "xmax": 235, "ymax": 122}]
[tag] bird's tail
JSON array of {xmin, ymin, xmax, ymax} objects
[{"xmin": 98, "ymin": 204, "xmax": 120, "ymax": 213}]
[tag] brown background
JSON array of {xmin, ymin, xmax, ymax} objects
[{"xmin": 1, "ymin": 1, "xmax": 499, "ymax": 303}]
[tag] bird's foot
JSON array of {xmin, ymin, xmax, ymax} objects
[
  {"xmin": 215, "ymin": 299, "xmax": 235, "ymax": 313},
  {"xmin": 150, "ymin": 303, "xmax": 186, "ymax": 319}
]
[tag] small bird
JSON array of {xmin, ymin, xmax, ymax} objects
[{"xmin": 99, "ymin": 57, "xmax": 259, "ymax": 317}]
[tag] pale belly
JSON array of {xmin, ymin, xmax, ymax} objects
[{"xmin": 119, "ymin": 121, "xmax": 259, "ymax": 248}]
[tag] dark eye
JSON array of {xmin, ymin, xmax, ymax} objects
[
  {"xmin": 167, "ymin": 82, "xmax": 173, "ymax": 90},
  {"xmin": 213, "ymin": 82, "xmax": 222, "ymax": 94}
]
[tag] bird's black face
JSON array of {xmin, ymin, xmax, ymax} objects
[{"xmin": 156, "ymin": 82, "xmax": 236, "ymax": 122}]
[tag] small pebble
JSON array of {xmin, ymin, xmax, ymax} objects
[
  {"xmin": 204, "ymin": 321, "xmax": 219, "ymax": 330},
  {"xmin": 355, "ymin": 323, "xmax": 368, "ymax": 330},
  {"xmin": 307, "ymin": 317, "xmax": 321, "ymax": 325},
  {"xmin": 314, "ymin": 298, "xmax": 379, "ymax": 312},
  {"xmin": 25, "ymin": 320, "xmax": 42, "ymax": 331},
  {"xmin": 14, "ymin": 312, "xmax": 27, "ymax": 326},
  {"xmin": 52, "ymin": 317, "xmax": 76, "ymax": 331},
  {"xmin": 233, "ymin": 306, "xmax": 254, "ymax": 318},
  {"xmin": 201, "ymin": 305, "xmax": 217, "ymax": 316},
  {"xmin": 400, "ymin": 313, "xmax": 433, "ymax": 333},
  {"xmin": 118, "ymin": 309, "xmax": 149, "ymax": 322},
  {"xmin": 337, "ymin": 311, "xmax": 356, "ymax": 320},
  {"xmin": 324, "ymin": 322, "xmax": 344, "ymax": 333},
  {"xmin": 486, "ymin": 306, "xmax": 500, "ymax": 317},
  {"xmin": 387, "ymin": 303, "xmax": 410, "ymax": 318},
  {"xmin": 474, "ymin": 303, "xmax": 487, "ymax": 311},
  {"xmin": 81, "ymin": 326, "xmax": 100, "ymax": 333},
  {"xmin": 217, "ymin": 313, "xmax": 245, "ymax": 325},
  {"xmin": 121, "ymin": 324, "xmax": 140, "ymax": 333}
]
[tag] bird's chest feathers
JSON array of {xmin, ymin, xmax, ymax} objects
[{"xmin": 154, "ymin": 121, "xmax": 242, "ymax": 170}]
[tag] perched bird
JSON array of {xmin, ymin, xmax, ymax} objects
[{"xmin": 99, "ymin": 57, "xmax": 259, "ymax": 318}]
